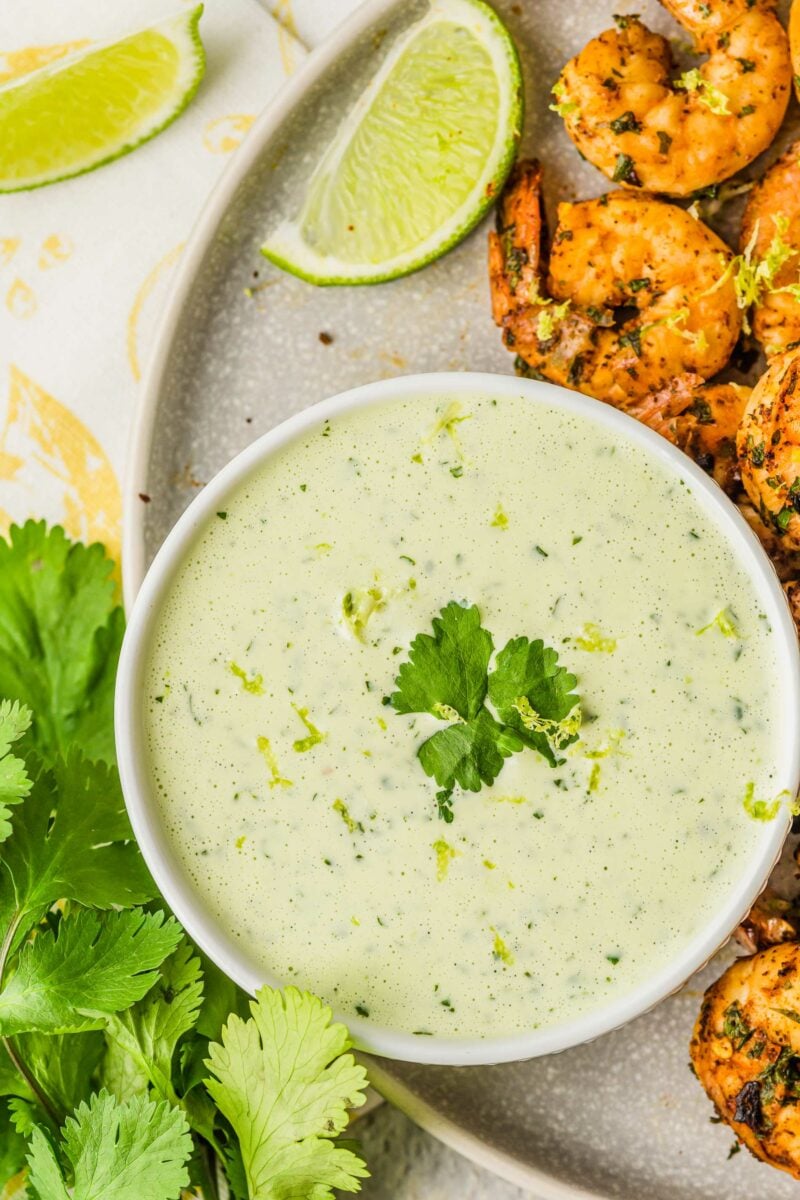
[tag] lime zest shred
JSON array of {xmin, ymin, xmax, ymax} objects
[
  {"xmin": 761, "ymin": 214, "xmax": 795, "ymax": 288},
  {"xmin": 675, "ymin": 68, "xmax": 731, "ymax": 115},
  {"xmin": 696, "ymin": 607, "xmax": 740, "ymax": 639},
  {"xmin": 588, "ymin": 762, "xmax": 602, "ymax": 792},
  {"xmin": 229, "ymin": 661, "xmax": 264, "ymax": 694},
  {"xmin": 433, "ymin": 838, "xmax": 460, "ymax": 881},
  {"xmin": 549, "ymin": 79, "xmax": 579, "ymax": 118},
  {"xmin": 641, "ymin": 307, "xmax": 689, "ymax": 335},
  {"xmin": 704, "ymin": 216, "xmax": 796, "ymax": 332},
  {"xmin": 291, "ymin": 703, "xmax": 326, "ymax": 752},
  {"xmin": 333, "ymin": 798, "xmax": 364, "ymax": 834},
  {"xmin": 574, "ymin": 622, "xmax": 617, "ymax": 653},
  {"xmin": 235, "ymin": 835, "xmax": 246, "ymax": 850},
  {"xmin": 433, "ymin": 702, "xmax": 465, "ymax": 724},
  {"xmin": 536, "ymin": 299, "xmax": 571, "ymax": 342},
  {"xmin": 583, "ymin": 728, "xmax": 628, "ymax": 761},
  {"xmin": 490, "ymin": 926, "xmax": 515, "ymax": 966},
  {"xmin": 422, "ymin": 401, "xmax": 471, "ymax": 463},
  {"xmin": 512, "ymin": 695, "xmax": 582, "ymax": 750},
  {"xmin": 742, "ymin": 782, "xmax": 789, "ymax": 822},
  {"xmin": 342, "ymin": 582, "xmax": 386, "ymax": 642},
  {"xmin": 491, "ymin": 504, "xmax": 509, "ymax": 529},
  {"xmin": 256, "ymin": 735, "xmax": 292, "ymax": 788},
  {"xmin": 483, "ymin": 858, "xmax": 496, "ymax": 869},
  {"xmin": 492, "ymin": 794, "xmax": 527, "ymax": 804}
]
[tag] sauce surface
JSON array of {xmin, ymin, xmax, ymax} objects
[{"xmin": 144, "ymin": 391, "xmax": 786, "ymax": 1038}]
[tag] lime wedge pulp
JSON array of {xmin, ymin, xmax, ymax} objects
[
  {"xmin": 0, "ymin": 6, "xmax": 205, "ymax": 193},
  {"xmin": 262, "ymin": 0, "xmax": 523, "ymax": 285}
]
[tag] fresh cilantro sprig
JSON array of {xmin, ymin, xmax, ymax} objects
[
  {"xmin": 26, "ymin": 1089, "xmax": 193, "ymax": 1200},
  {"xmin": 205, "ymin": 986, "xmax": 369, "ymax": 1199},
  {"xmin": 0, "ymin": 700, "xmax": 31, "ymax": 841},
  {"xmin": 0, "ymin": 522, "xmax": 124, "ymax": 766},
  {"xmin": 391, "ymin": 602, "xmax": 580, "ymax": 820},
  {"xmin": 0, "ymin": 523, "xmax": 370, "ymax": 1200}
]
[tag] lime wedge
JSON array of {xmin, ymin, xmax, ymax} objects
[
  {"xmin": 0, "ymin": 6, "xmax": 205, "ymax": 193},
  {"xmin": 262, "ymin": 0, "xmax": 522, "ymax": 285}
]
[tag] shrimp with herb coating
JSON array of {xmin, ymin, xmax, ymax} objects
[
  {"xmin": 690, "ymin": 943, "xmax": 800, "ymax": 1179},
  {"xmin": 740, "ymin": 141, "xmax": 800, "ymax": 357},
  {"xmin": 737, "ymin": 348, "xmax": 800, "ymax": 550},
  {"xmin": 554, "ymin": 2, "xmax": 790, "ymax": 198},
  {"xmin": 791, "ymin": 0, "xmax": 800, "ymax": 101},
  {"xmin": 629, "ymin": 377, "xmax": 749, "ymax": 493},
  {"xmin": 489, "ymin": 160, "xmax": 742, "ymax": 408}
]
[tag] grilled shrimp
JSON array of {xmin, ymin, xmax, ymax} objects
[
  {"xmin": 740, "ymin": 141, "xmax": 800, "ymax": 357},
  {"xmin": 691, "ymin": 943, "xmax": 800, "ymax": 1178},
  {"xmin": 628, "ymin": 377, "xmax": 749, "ymax": 493},
  {"xmin": 734, "ymin": 888, "xmax": 800, "ymax": 954},
  {"xmin": 489, "ymin": 160, "xmax": 742, "ymax": 407},
  {"xmin": 737, "ymin": 349, "xmax": 800, "ymax": 550},
  {"xmin": 792, "ymin": 0, "xmax": 800, "ymax": 100},
  {"xmin": 554, "ymin": 2, "xmax": 791, "ymax": 197}
]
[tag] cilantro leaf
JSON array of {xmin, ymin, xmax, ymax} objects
[
  {"xmin": 418, "ymin": 708, "xmax": 521, "ymax": 792},
  {"xmin": 488, "ymin": 637, "xmax": 580, "ymax": 766},
  {"xmin": 15, "ymin": 1031, "xmax": 103, "ymax": 1117},
  {"xmin": 104, "ymin": 937, "xmax": 203, "ymax": 1103},
  {"xmin": 0, "ymin": 752, "xmax": 156, "ymax": 953},
  {"xmin": 0, "ymin": 522, "xmax": 123, "ymax": 766},
  {"xmin": 0, "ymin": 1096, "xmax": 27, "ymax": 1188},
  {"xmin": 391, "ymin": 602, "xmax": 492, "ymax": 720},
  {"xmin": 0, "ymin": 700, "xmax": 31, "ymax": 842},
  {"xmin": 204, "ymin": 986, "xmax": 369, "ymax": 1200},
  {"xmin": 26, "ymin": 1089, "xmax": 192, "ymax": 1200},
  {"xmin": 0, "ymin": 910, "xmax": 181, "ymax": 1037}
]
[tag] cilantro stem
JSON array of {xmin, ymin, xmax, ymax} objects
[
  {"xmin": 0, "ymin": 908, "xmax": 62, "ymax": 1130},
  {"xmin": 2, "ymin": 1036, "xmax": 61, "ymax": 1129}
]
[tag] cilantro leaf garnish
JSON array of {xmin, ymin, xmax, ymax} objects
[
  {"xmin": 488, "ymin": 636, "xmax": 580, "ymax": 767},
  {"xmin": 391, "ymin": 603, "xmax": 581, "ymax": 818},
  {"xmin": 0, "ymin": 910, "xmax": 181, "ymax": 1037},
  {"xmin": 205, "ymin": 986, "xmax": 369, "ymax": 1199},
  {"xmin": 418, "ymin": 708, "xmax": 521, "ymax": 792},
  {"xmin": 26, "ymin": 1089, "xmax": 192, "ymax": 1200},
  {"xmin": 0, "ymin": 522, "xmax": 123, "ymax": 766},
  {"xmin": 391, "ymin": 601, "xmax": 492, "ymax": 720},
  {"xmin": 0, "ymin": 700, "xmax": 31, "ymax": 842}
]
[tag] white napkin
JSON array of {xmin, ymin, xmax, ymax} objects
[{"xmin": 0, "ymin": 0, "xmax": 305, "ymax": 564}]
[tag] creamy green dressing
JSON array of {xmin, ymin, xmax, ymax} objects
[{"xmin": 144, "ymin": 391, "xmax": 784, "ymax": 1038}]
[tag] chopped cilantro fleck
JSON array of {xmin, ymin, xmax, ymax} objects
[
  {"xmin": 610, "ymin": 111, "xmax": 642, "ymax": 134},
  {"xmin": 612, "ymin": 153, "xmax": 641, "ymax": 185}
]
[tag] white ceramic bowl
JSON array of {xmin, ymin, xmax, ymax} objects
[{"xmin": 116, "ymin": 371, "xmax": 800, "ymax": 1066}]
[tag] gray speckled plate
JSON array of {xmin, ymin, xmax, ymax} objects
[{"xmin": 124, "ymin": 0, "xmax": 800, "ymax": 1195}]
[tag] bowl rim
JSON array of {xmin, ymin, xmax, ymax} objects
[{"xmin": 115, "ymin": 370, "xmax": 800, "ymax": 1066}]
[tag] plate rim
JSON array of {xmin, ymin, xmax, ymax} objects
[{"xmin": 118, "ymin": 0, "xmax": 795, "ymax": 1194}]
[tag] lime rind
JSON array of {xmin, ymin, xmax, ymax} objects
[
  {"xmin": 0, "ymin": 6, "xmax": 206, "ymax": 194},
  {"xmin": 261, "ymin": 0, "xmax": 523, "ymax": 286}
]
